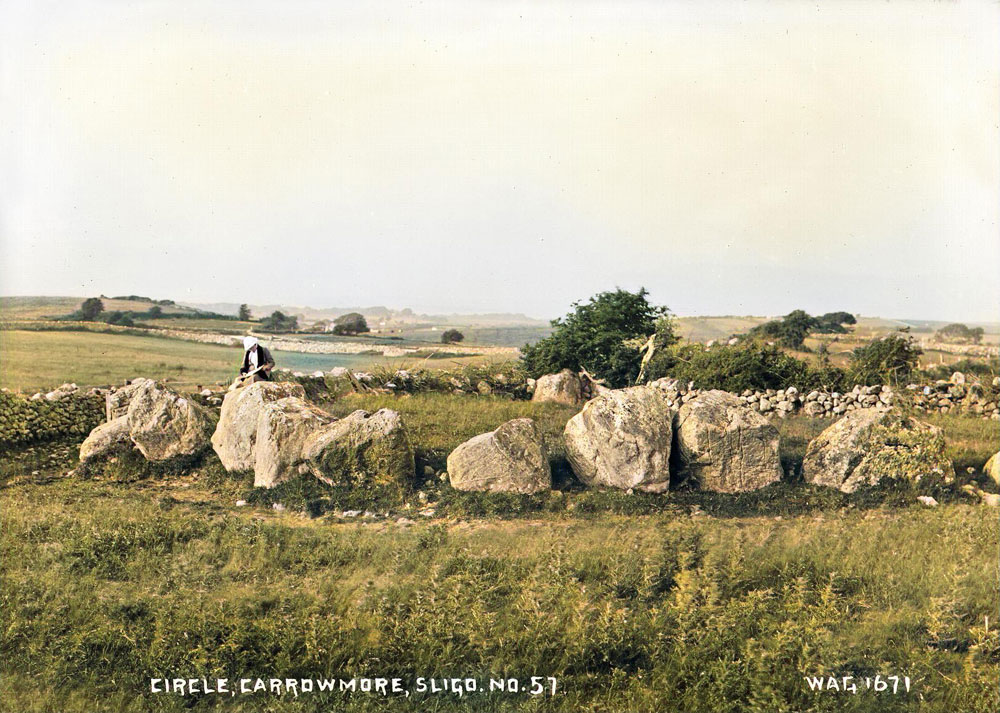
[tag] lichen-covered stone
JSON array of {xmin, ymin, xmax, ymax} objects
[
  {"xmin": 78, "ymin": 416, "xmax": 131, "ymax": 463},
  {"xmin": 532, "ymin": 369, "xmax": 584, "ymax": 406},
  {"xmin": 675, "ymin": 390, "xmax": 782, "ymax": 493},
  {"xmin": 447, "ymin": 418, "xmax": 551, "ymax": 494},
  {"xmin": 124, "ymin": 380, "xmax": 217, "ymax": 461},
  {"xmin": 303, "ymin": 409, "xmax": 415, "ymax": 499},
  {"xmin": 563, "ymin": 386, "xmax": 674, "ymax": 492},
  {"xmin": 802, "ymin": 409, "xmax": 954, "ymax": 492}
]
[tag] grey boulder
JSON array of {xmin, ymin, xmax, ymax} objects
[
  {"xmin": 447, "ymin": 418, "xmax": 551, "ymax": 494},
  {"xmin": 531, "ymin": 369, "xmax": 584, "ymax": 406},
  {"xmin": 675, "ymin": 390, "xmax": 782, "ymax": 492},
  {"xmin": 802, "ymin": 409, "xmax": 954, "ymax": 492},
  {"xmin": 563, "ymin": 386, "xmax": 674, "ymax": 492}
]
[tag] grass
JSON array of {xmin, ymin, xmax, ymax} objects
[
  {"xmin": 0, "ymin": 329, "xmax": 243, "ymax": 392},
  {"xmin": 1, "ymin": 467, "xmax": 996, "ymax": 712},
  {"xmin": 1, "ymin": 383, "xmax": 997, "ymax": 711}
]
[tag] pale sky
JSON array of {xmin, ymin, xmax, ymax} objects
[{"xmin": 1, "ymin": 0, "xmax": 998, "ymax": 321}]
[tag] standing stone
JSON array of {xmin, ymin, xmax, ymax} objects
[
  {"xmin": 675, "ymin": 390, "xmax": 782, "ymax": 493},
  {"xmin": 563, "ymin": 386, "xmax": 674, "ymax": 492},
  {"xmin": 211, "ymin": 381, "xmax": 307, "ymax": 473},
  {"xmin": 531, "ymin": 369, "xmax": 584, "ymax": 406},
  {"xmin": 252, "ymin": 397, "xmax": 335, "ymax": 488},
  {"xmin": 802, "ymin": 409, "xmax": 954, "ymax": 493},
  {"xmin": 447, "ymin": 418, "xmax": 551, "ymax": 494}
]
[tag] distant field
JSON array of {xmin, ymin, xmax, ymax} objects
[
  {"xmin": 0, "ymin": 330, "xmax": 242, "ymax": 392},
  {"xmin": 0, "ymin": 295, "xmax": 199, "ymax": 319},
  {"xmin": 0, "ymin": 329, "xmax": 508, "ymax": 393}
]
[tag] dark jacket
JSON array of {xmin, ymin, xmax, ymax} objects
[{"xmin": 240, "ymin": 344, "xmax": 275, "ymax": 379}]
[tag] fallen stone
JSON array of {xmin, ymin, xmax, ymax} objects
[
  {"xmin": 802, "ymin": 409, "xmax": 954, "ymax": 493},
  {"xmin": 531, "ymin": 369, "xmax": 584, "ymax": 406}
]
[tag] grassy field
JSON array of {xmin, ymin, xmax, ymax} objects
[
  {"xmin": 0, "ymin": 329, "xmax": 243, "ymax": 392},
  {"xmin": 1, "ymin": 389, "xmax": 998, "ymax": 712}
]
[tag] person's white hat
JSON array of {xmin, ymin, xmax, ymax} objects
[{"xmin": 243, "ymin": 336, "xmax": 258, "ymax": 351}]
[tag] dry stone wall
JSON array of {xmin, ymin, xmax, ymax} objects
[{"xmin": 648, "ymin": 375, "xmax": 999, "ymax": 420}]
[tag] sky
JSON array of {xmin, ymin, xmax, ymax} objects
[{"xmin": 1, "ymin": 0, "xmax": 998, "ymax": 322}]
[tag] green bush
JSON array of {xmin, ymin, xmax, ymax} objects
[
  {"xmin": 847, "ymin": 334, "xmax": 922, "ymax": 386},
  {"xmin": 0, "ymin": 392, "xmax": 104, "ymax": 449},
  {"xmin": 521, "ymin": 288, "xmax": 674, "ymax": 388},
  {"xmin": 644, "ymin": 341, "xmax": 846, "ymax": 392}
]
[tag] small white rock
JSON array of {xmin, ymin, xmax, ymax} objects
[
  {"xmin": 235, "ymin": 499, "xmax": 248, "ymax": 507},
  {"xmin": 916, "ymin": 496, "xmax": 938, "ymax": 507}
]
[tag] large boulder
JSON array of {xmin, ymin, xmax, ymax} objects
[
  {"xmin": 79, "ymin": 417, "xmax": 131, "ymax": 463},
  {"xmin": 252, "ymin": 397, "xmax": 335, "ymax": 488},
  {"xmin": 212, "ymin": 382, "xmax": 414, "ymax": 492},
  {"xmin": 211, "ymin": 381, "xmax": 307, "ymax": 473},
  {"xmin": 532, "ymin": 369, "xmax": 584, "ymax": 406},
  {"xmin": 303, "ymin": 409, "xmax": 415, "ymax": 498},
  {"xmin": 985, "ymin": 452, "xmax": 1000, "ymax": 486},
  {"xmin": 802, "ymin": 409, "xmax": 954, "ymax": 493},
  {"xmin": 675, "ymin": 390, "xmax": 782, "ymax": 493},
  {"xmin": 563, "ymin": 386, "xmax": 674, "ymax": 492},
  {"xmin": 447, "ymin": 418, "xmax": 551, "ymax": 494},
  {"xmin": 123, "ymin": 379, "xmax": 217, "ymax": 461},
  {"xmin": 80, "ymin": 379, "xmax": 215, "ymax": 465}
]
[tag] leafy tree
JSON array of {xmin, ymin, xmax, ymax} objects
[
  {"xmin": 847, "ymin": 334, "xmax": 922, "ymax": 386},
  {"xmin": 259, "ymin": 310, "xmax": 299, "ymax": 332},
  {"xmin": 332, "ymin": 312, "xmax": 369, "ymax": 336},
  {"xmin": 147, "ymin": 305, "xmax": 163, "ymax": 318},
  {"xmin": 238, "ymin": 303, "xmax": 252, "ymax": 321},
  {"xmin": 441, "ymin": 329, "xmax": 464, "ymax": 344},
  {"xmin": 520, "ymin": 288, "xmax": 672, "ymax": 387},
  {"xmin": 748, "ymin": 309, "xmax": 818, "ymax": 350},
  {"xmin": 936, "ymin": 323, "xmax": 984, "ymax": 344},
  {"xmin": 79, "ymin": 297, "xmax": 104, "ymax": 321},
  {"xmin": 814, "ymin": 311, "xmax": 857, "ymax": 334}
]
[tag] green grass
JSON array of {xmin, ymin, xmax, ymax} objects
[
  {"xmin": 0, "ymin": 329, "xmax": 243, "ymax": 392},
  {"xmin": 1, "ymin": 469, "xmax": 996, "ymax": 712},
  {"xmin": 1, "ymin": 387, "xmax": 997, "ymax": 712}
]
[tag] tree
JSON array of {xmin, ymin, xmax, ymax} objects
[
  {"xmin": 935, "ymin": 323, "xmax": 984, "ymax": 344},
  {"xmin": 748, "ymin": 309, "xmax": 818, "ymax": 350},
  {"xmin": 520, "ymin": 288, "xmax": 673, "ymax": 388},
  {"xmin": 238, "ymin": 303, "xmax": 252, "ymax": 321},
  {"xmin": 441, "ymin": 329, "xmax": 464, "ymax": 344},
  {"xmin": 79, "ymin": 297, "xmax": 104, "ymax": 321},
  {"xmin": 332, "ymin": 312, "xmax": 369, "ymax": 336},
  {"xmin": 847, "ymin": 334, "xmax": 922, "ymax": 386},
  {"xmin": 814, "ymin": 311, "xmax": 857, "ymax": 334},
  {"xmin": 147, "ymin": 305, "xmax": 163, "ymax": 318},
  {"xmin": 259, "ymin": 310, "xmax": 299, "ymax": 332}
]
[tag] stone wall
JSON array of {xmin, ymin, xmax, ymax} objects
[{"xmin": 648, "ymin": 376, "xmax": 999, "ymax": 420}]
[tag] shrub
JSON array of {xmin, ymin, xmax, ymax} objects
[
  {"xmin": 847, "ymin": 334, "xmax": 922, "ymax": 386},
  {"xmin": 78, "ymin": 297, "xmax": 104, "ymax": 321},
  {"xmin": 521, "ymin": 288, "xmax": 674, "ymax": 388},
  {"xmin": 936, "ymin": 323, "xmax": 984, "ymax": 344},
  {"xmin": 645, "ymin": 341, "xmax": 845, "ymax": 392},
  {"xmin": 440, "ymin": 329, "xmax": 464, "ymax": 344}
]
